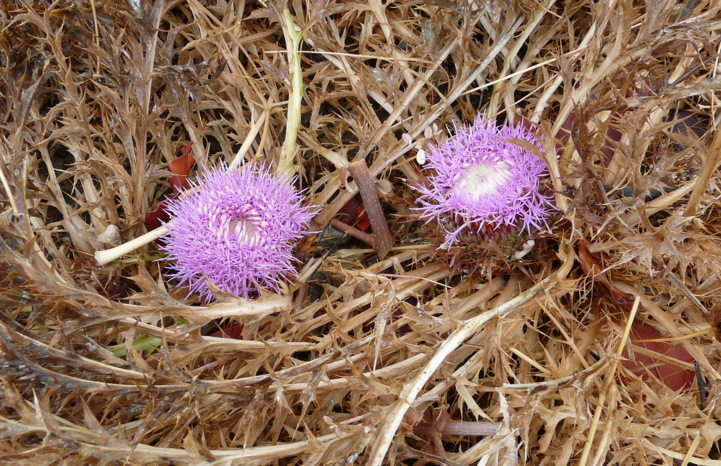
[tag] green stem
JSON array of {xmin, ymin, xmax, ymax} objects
[
  {"xmin": 109, "ymin": 335, "xmax": 162, "ymax": 358},
  {"xmin": 277, "ymin": 8, "xmax": 304, "ymax": 178}
]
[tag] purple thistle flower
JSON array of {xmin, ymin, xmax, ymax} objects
[
  {"xmin": 416, "ymin": 114, "xmax": 554, "ymax": 248},
  {"xmin": 161, "ymin": 164, "xmax": 315, "ymax": 302}
]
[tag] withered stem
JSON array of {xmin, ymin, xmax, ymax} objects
[
  {"xmin": 348, "ymin": 160, "xmax": 393, "ymax": 259},
  {"xmin": 330, "ymin": 219, "xmax": 373, "ymax": 245}
]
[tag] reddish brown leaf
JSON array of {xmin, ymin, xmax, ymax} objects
[
  {"xmin": 169, "ymin": 143, "xmax": 196, "ymax": 194},
  {"xmin": 578, "ymin": 240, "xmax": 635, "ymax": 306},
  {"xmin": 620, "ymin": 323, "xmax": 695, "ymax": 391},
  {"xmin": 169, "ymin": 149, "xmax": 195, "ymax": 176},
  {"xmin": 144, "ymin": 142, "xmax": 196, "ymax": 229},
  {"xmin": 339, "ymin": 195, "xmax": 370, "ymax": 232},
  {"xmin": 512, "ymin": 113, "xmax": 540, "ymax": 135},
  {"xmin": 144, "ymin": 200, "xmax": 172, "ymax": 231},
  {"xmin": 210, "ymin": 322, "xmax": 244, "ymax": 339},
  {"xmin": 170, "ymin": 174, "xmax": 190, "ymax": 195},
  {"xmin": 171, "ymin": 141, "xmax": 195, "ymax": 174}
]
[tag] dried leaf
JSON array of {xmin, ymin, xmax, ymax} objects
[
  {"xmin": 578, "ymin": 240, "xmax": 634, "ymax": 306},
  {"xmin": 620, "ymin": 323, "xmax": 695, "ymax": 391},
  {"xmin": 338, "ymin": 195, "xmax": 370, "ymax": 232},
  {"xmin": 169, "ymin": 142, "xmax": 196, "ymax": 194},
  {"xmin": 144, "ymin": 199, "xmax": 172, "ymax": 231},
  {"xmin": 209, "ymin": 322, "xmax": 244, "ymax": 339}
]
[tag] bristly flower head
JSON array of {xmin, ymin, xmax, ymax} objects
[
  {"xmin": 416, "ymin": 114, "xmax": 553, "ymax": 248},
  {"xmin": 161, "ymin": 164, "xmax": 315, "ymax": 302}
]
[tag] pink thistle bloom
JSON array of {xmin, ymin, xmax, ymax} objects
[
  {"xmin": 161, "ymin": 165, "xmax": 315, "ymax": 302},
  {"xmin": 416, "ymin": 115, "xmax": 554, "ymax": 248}
]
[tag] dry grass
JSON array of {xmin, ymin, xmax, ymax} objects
[{"xmin": 1, "ymin": 0, "xmax": 721, "ymax": 463}]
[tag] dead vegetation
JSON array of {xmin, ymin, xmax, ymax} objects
[{"xmin": 1, "ymin": 0, "xmax": 721, "ymax": 463}]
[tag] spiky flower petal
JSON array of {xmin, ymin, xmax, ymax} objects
[
  {"xmin": 161, "ymin": 165, "xmax": 315, "ymax": 302},
  {"xmin": 416, "ymin": 115, "xmax": 553, "ymax": 247}
]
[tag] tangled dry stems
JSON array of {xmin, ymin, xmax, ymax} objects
[{"xmin": 1, "ymin": 0, "xmax": 721, "ymax": 463}]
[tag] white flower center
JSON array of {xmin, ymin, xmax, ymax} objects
[
  {"xmin": 453, "ymin": 161, "xmax": 512, "ymax": 203},
  {"xmin": 228, "ymin": 218, "xmax": 261, "ymax": 245}
]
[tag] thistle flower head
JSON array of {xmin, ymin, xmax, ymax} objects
[
  {"xmin": 416, "ymin": 114, "xmax": 553, "ymax": 248},
  {"xmin": 161, "ymin": 164, "xmax": 315, "ymax": 302}
]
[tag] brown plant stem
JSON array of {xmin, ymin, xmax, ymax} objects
[
  {"xmin": 348, "ymin": 160, "xmax": 394, "ymax": 259},
  {"xmin": 330, "ymin": 218, "xmax": 373, "ymax": 245}
]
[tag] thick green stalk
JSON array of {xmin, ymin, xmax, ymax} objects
[{"xmin": 277, "ymin": 8, "xmax": 304, "ymax": 178}]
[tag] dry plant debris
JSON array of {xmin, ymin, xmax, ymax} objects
[{"xmin": 1, "ymin": 0, "xmax": 721, "ymax": 463}]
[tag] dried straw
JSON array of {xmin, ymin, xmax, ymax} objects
[{"xmin": 1, "ymin": 0, "xmax": 721, "ymax": 463}]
